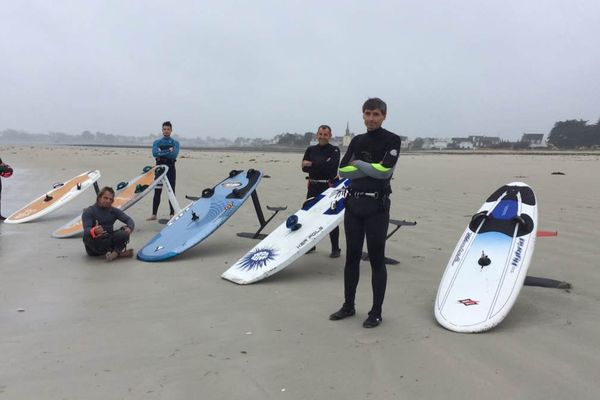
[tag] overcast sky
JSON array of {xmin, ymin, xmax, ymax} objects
[{"xmin": 1, "ymin": 0, "xmax": 599, "ymax": 140}]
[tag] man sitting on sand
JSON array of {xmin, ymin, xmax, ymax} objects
[{"xmin": 82, "ymin": 187, "xmax": 135, "ymax": 261}]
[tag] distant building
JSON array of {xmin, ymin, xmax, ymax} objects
[
  {"xmin": 469, "ymin": 136, "xmax": 501, "ymax": 148},
  {"xmin": 421, "ymin": 138, "xmax": 435, "ymax": 150},
  {"xmin": 451, "ymin": 137, "xmax": 474, "ymax": 149},
  {"xmin": 521, "ymin": 133, "xmax": 546, "ymax": 148},
  {"xmin": 342, "ymin": 121, "xmax": 354, "ymax": 148},
  {"xmin": 399, "ymin": 136, "xmax": 409, "ymax": 150},
  {"xmin": 432, "ymin": 138, "xmax": 451, "ymax": 149},
  {"xmin": 421, "ymin": 138, "xmax": 451, "ymax": 149}
]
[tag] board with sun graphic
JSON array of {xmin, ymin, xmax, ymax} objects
[{"xmin": 222, "ymin": 179, "xmax": 349, "ymax": 284}]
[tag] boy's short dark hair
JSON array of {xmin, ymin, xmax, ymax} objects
[
  {"xmin": 162, "ymin": 121, "xmax": 172, "ymax": 128},
  {"xmin": 362, "ymin": 98, "xmax": 387, "ymax": 116}
]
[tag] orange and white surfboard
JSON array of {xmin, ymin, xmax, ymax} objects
[
  {"xmin": 5, "ymin": 170, "xmax": 101, "ymax": 224},
  {"xmin": 52, "ymin": 165, "xmax": 169, "ymax": 238}
]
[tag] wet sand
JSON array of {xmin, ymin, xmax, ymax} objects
[{"xmin": 1, "ymin": 145, "xmax": 599, "ymax": 399}]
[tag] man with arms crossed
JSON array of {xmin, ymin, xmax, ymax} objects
[
  {"xmin": 301, "ymin": 125, "xmax": 342, "ymax": 258},
  {"xmin": 148, "ymin": 121, "xmax": 179, "ymax": 221},
  {"xmin": 329, "ymin": 98, "xmax": 401, "ymax": 328}
]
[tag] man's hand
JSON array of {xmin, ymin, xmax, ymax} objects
[
  {"xmin": 121, "ymin": 226, "xmax": 132, "ymax": 235},
  {"xmin": 302, "ymin": 160, "xmax": 312, "ymax": 167},
  {"xmin": 93, "ymin": 225, "xmax": 106, "ymax": 237}
]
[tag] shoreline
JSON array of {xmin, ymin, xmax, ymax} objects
[{"xmin": 2, "ymin": 143, "xmax": 600, "ymax": 156}]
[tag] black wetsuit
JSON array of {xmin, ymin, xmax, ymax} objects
[
  {"xmin": 302, "ymin": 143, "xmax": 341, "ymax": 252},
  {"xmin": 338, "ymin": 127, "xmax": 401, "ymax": 317},
  {"xmin": 151, "ymin": 137, "xmax": 179, "ymax": 216},
  {"xmin": 82, "ymin": 204, "xmax": 135, "ymax": 256}
]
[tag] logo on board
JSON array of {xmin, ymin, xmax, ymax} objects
[
  {"xmin": 222, "ymin": 182, "xmax": 242, "ymax": 188},
  {"xmin": 238, "ymin": 248, "xmax": 278, "ymax": 271},
  {"xmin": 458, "ymin": 298, "xmax": 479, "ymax": 306},
  {"xmin": 511, "ymin": 238, "xmax": 525, "ymax": 267}
]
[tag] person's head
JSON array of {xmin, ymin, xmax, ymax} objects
[
  {"xmin": 162, "ymin": 121, "xmax": 172, "ymax": 137},
  {"xmin": 96, "ymin": 187, "xmax": 115, "ymax": 208},
  {"xmin": 362, "ymin": 98, "xmax": 387, "ymax": 131},
  {"xmin": 316, "ymin": 124, "xmax": 332, "ymax": 146}
]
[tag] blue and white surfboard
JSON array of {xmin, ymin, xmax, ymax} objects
[
  {"xmin": 222, "ymin": 179, "xmax": 349, "ymax": 284},
  {"xmin": 137, "ymin": 169, "xmax": 263, "ymax": 261},
  {"xmin": 435, "ymin": 182, "xmax": 538, "ymax": 333}
]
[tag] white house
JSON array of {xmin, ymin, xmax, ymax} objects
[{"xmin": 521, "ymin": 133, "xmax": 546, "ymax": 148}]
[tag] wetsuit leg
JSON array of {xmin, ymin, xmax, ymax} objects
[
  {"xmin": 309, "ymin": 182, "xmax": 340, "ymax": 251},
  {"xmin": 111, "ymin": 229, "xmax": 130, "ymax": 252},
  {"xmin": 167, "ymin": 166, "xmax": 176, "ymax": 215},
  {"xmin": 306, "ymin": 183, "xmax": 324, "ymax": 200},
  {"xmin": 343, "ymin": 210, "xmax": 365, "ymax": 308},
  {"xmin": 364, "ymin": 208, "xmax": 390, "ymax": 316},
  {"xmin": 306, "ymin": 183, "xmax": 326, "ymax": 252},
  {"xmin": 152, "ymin": 185, "xmax": 162, "ymax": 215},
  {"xmin": 330, "ymin": 226, "xmax": 340, "ymax": 251},
  {"xmin": 84, "ymin": 235, "xmax": 112, "ymax": 256}
]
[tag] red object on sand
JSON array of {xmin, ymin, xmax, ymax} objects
[{"xmin": 0, "ymin": 165, "xmax": 13, "ymax": 178}]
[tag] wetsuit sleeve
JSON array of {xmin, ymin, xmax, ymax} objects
[
  {"xmin": 166, "ymin": 139, "xmax": 179, "ymax": 160},
  {"xmin": 82, "ymin": 208, "xmax": 95, "ymax": 237},
  {"xmin": 152, "ymin": 140, "xmax": 161, "ymax": 158},
  {"xmin": 301, "ymin": 147, "xmax": 312, "ymax": 173},
  {"xmin": 352, "ymin": 135, "xmax": 401, "ymax": 180},
  {"xmin": 115, "ymin": 209, "xmax": 135, "ymax": 231},
  {"xmin": 339, "ymin": 139, "xmax": 368, "ymax": 179}
]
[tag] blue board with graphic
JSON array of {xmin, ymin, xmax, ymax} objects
[{"xmin": 137, "ymin": 169, "xmax": 263, "ymax": 261}]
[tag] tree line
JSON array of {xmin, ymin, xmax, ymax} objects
[{"xmin": 547, "ymin": 119, "xmax": 600, "ymax": 149}]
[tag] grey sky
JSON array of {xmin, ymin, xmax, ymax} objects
[{"xmin": 2, "ymin": 0, "xmax": 599, "ymax": 140}]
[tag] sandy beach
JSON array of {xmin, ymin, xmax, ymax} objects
[{"xmin": 1, "ymin": 145, "xmax": 599, "ymax": 399}]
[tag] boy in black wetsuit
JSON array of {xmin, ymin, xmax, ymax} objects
[
  {"xmin": 82, "ymin": 187, "xmax": 136, "ymax": 261},
  {"xmin": 301, "ymin": 125, "xmax": 341, "ymax": 257},
  {"xmin": 329, "ymin": 98, "xmax": 401, "ymax": 328}
]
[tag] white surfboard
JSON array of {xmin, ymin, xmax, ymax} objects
[
  {"xmin": 5, "ymin": 170, "xmax": 101, "ymax": 224},
  {"xmin": 434, "ymin": 182, "xmax": 538, "ymax": 333},
  {"xmin": 222, "ymin": 179, "xmax": 349, "ymax": 284},
  {"xmin": 52, "ymin": 165, "xmax": 169, "ymax": 238}
]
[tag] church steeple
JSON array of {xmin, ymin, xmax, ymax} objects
[{"xmin": 345, "ymin": 121, "xmax": 350, "ymax": 136}]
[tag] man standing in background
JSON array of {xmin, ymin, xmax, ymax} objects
[
  {"xmin": 301, "ymin": 125, "xmax": 342, "ymax": 258},
  {"xmin": 147, "ymin": 121, "xmax": 179, "ymax": 221}
]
